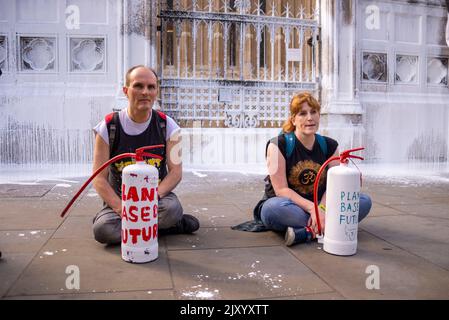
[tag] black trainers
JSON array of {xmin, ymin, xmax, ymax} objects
[{"xmin": 160, "ymin": 214, "xmax": 200, "ymax": 235}]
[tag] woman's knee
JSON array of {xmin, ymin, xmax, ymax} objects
[
  {"xmin": 260, "ymin": 197, "xmax": 288, "ymax": 223},
  {"xmin": 359, "ymin": 193, "xmax": 372, "ymax": 222}
]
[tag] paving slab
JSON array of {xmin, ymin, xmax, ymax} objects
[
  {"xmin": 40, "ymin": 179, "xmax": 86, "ymax": 201},
  {"xmin": 0, "ymin": 184, "xmax": 55, "ymax": 198},
  {"xmin": 169, "ymin": 246, "xmax": 333, "ymax": 299},
  {"xmin": 53, "ymin": 216, "xmax": 93, "ymax": 239},
  {"xmin": 287, "ymin": 231, "xmax": 449, "ymax": 299},
  {"xmin": 6, "ymin": 238, "xmax": 172, "ymax": 297},
  {"xmin": 0, "ymin": 254, "xmax": 35, "ymax": 298},
  {"xmin": 389, "ymin": 203, "xmax": 449, "ymax": 220},
  {"xmin": 0, "ymin": 230, "xmax": 52, "ymax": 253},
  {"xmin": 368, "ymin": 203, "xmax": 405, "ymax": 218},
  {"xmin": 182, "ymin": 204, "xmax": 251, "ymax": 228},
  {"xmin": 268, "ymin": 291, "xmax": 345, "ymax": 300},
  {"xmin": 164, "ymin": 227, "xmax": 283, "ymax": 250},
  {"xmin": 5, "ymin": 289, "xmax": 175, "ymax": 300},
  {"xmin": 0, "ymin": 200, "xmax": 67, "ymax": 230},
  {"xmin": 361, "ymin": 215, "xmax": 449, "ymax": 270}
]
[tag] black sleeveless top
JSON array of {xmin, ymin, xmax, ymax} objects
[
  {"xmin": 265, "ymin": 134, "xmax": 338, "ymax": 202},
  {"xmin": 106, "ymin": 111, "xmax": 167, "ymax": 197}
]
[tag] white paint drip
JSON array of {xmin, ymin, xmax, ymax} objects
[
  {"xmin": 191, "ymin": 170, "xmax": 208, "ymax": 178},
  {"xmin": 55, "ymin": 183, "xmax": 71, "ymax": 188}
]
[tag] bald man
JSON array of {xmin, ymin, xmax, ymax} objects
[{"xmin": 92, "ymin": 65, "xmax": 199, "ymax": 245}]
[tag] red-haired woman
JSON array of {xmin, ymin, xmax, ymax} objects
[{"xmin": 258, "ymin": 92, "xmax": 372, "ymax": 246}]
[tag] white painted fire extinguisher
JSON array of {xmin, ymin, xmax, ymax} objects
[
  {"xmin": 121, "ymin": 156, "xmax": 159, "ymax": 263},
  {"xmin": 313, "ymin": 147, "xmax": 364, "ymax": 256},
  {"xmin": 60, "ymin": 144, "xmax": 164, "ymax": 264}
]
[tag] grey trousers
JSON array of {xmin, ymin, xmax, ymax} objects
[{"xmin": 92, "ymin": 192, "xmax": 183, "ymax": 245}]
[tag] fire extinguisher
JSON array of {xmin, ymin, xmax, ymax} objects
[
  {"xmin": 60, "ymin": 144, "xmax": 164, "ymax": 263},
  {"xmin": 313, "ymin": 147, "xmax": 364, "ymax": 256}
]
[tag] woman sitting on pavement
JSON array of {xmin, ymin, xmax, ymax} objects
[{"xmin": 258, "ymin": 92, "xmax": 372, "ymax": 246}]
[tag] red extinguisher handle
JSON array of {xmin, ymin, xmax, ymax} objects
[{"xmin": 135, "ymin": 144, "xmax": 165, "ymax": 161}]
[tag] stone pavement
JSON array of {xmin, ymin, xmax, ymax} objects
[{"xmin": 0, "ymin": 171, "xmax": 449, "ymax": 300}]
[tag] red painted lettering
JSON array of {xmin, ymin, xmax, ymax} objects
[
  {"xmin": 141, "ymin": 206, "xmax": 151, "ymax": 222},
  {"xmin": 126, "ymin": 186, "xmax": 139, "ymax": 202},
  {"xmin": 129, "ymin": 229, "xmax": 141, "ymax": 244},
  {"xmin": 142, "ymin": 226, "xmax": 152, "ymax": 241},
  {"xmin": 122, "ymin": 206, "xmax": 128, "ymax": 221},
  {"xmin": 153, "ymin": 224, "xmax": 158, "ymax": 239},
  {"xmin": 122, "ymin": 228, "xmax": 128, "ymax": 244},
  {"xmin": 141, "ymin": 188, "xmax": 155, "ymax": 202},
  {"xmin": 153, "ymin": 204, "xmax": 158, "ymax": 218},
  {"xmin": 129, "ymin": 206, "xmax": 138, "ymax": 222},
  {"xmin": 122, "ymin": 184, "xmax": 126, "ymax": 201}
]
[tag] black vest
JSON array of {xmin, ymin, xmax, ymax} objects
[
  {"xmin": 264, "ymin": 134, "xmax": 338, "ymax": 202},
  {"xmin": 106, "ymin": 110, "xmax": 167, "ymax": 197}
]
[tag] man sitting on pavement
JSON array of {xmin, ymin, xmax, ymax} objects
[{"xmin": 91, "ymin": 65, "xmax": 199, "ymax": 245}]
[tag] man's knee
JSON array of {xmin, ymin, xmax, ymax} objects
[
  {"xmin": 159, "ymin": 193, "xmax": 183, "ymax": 228},
  {"xmin": 93, "ymin": 220, "xmax": 121, "ymax": 245}
]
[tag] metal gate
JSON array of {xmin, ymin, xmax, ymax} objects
[{"xmin": 157, "ymin": 0, "xmax": 320, "ymax": 128}]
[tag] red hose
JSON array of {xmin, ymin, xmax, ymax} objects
[
  {"xmin": 60, "ymin": 153, "xmax": 136, "ymax": 218},
  {"xmin": 312, "ymin": 148, "xmax": 365, "ymax": 237},
  {"xmin": 60, "ymin": 144, "xmax": 165, "ymax": 218}
]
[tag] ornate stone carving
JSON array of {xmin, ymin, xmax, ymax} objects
[
  {"xmin": 0, "ymin": 36, "xmax": 6, "ymax": 70},
  {"xmin": 362, "ymin": 52, "xmax": 387, "ymax": 82},
  {"xmin": 427, "ymin": 57, "xmax": 448, "ymax": 85},
  {"xmin": 20, "ymin": 37, "xmax": 56, "ymax": 71},
  {"xmin": 395, "ymin": 55, "xmax": 418, "ymax": 84},
  {"xmin": 224, "ymin": 109, "xmax": 259, "ymax": 128},
  {"xmin": 70, "ymin": 38, "xmax": 105, "ymax": 72}
]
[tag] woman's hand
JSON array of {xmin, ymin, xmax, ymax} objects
[{"xmin": 307, "ymin": 205, "xmax": 325, "ymax": 235}]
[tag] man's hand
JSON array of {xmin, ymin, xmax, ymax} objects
[{"xmin": 92, "ymin": 134, "xmax": 123, "ymax": 216}]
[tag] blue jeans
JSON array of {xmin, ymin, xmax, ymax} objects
[{"xmin": 260, "ymin": 193, "xmax": 372, "ymax": 232}]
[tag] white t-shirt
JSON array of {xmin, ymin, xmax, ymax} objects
[{"xmin": 93, "ymin": 108, "xmax": 180, "ymax": 144}]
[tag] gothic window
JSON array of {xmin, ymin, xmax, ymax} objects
[
  {"xmin": 166, "ymin": 23, "xmax": 174, "ymax": 66},
  {"xmin": 395, "ymin": 54, "xmax": 418, "ymax": 84},
  {"xmin": 259, "ymin": 0, "xmax": 267, "ymax": 68},
  {"xmin": 19, "ymin": 36, "xmax": 56, "ymax": 72},
  {"xmin": 229, "ymin": 23, "xmax": 237, "ymax": 67},
  {"xmin": 427, "ymin": 57, "xmax": 448, "ymax": 86},
  {"xmin": 69, "ymin": 37, "xmax": 105, "ymax": 72},
  {"xmin": 362, "ymin": 52, "xmax": 387, "ymax": 82},
  {"xmin": 0, "ymin": 36, "xmax": 6, "ymax": 71}
]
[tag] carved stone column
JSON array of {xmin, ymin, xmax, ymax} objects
[{"xmin": 319, "ymin": 0, "xmax": 364, "ymax": 150}]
